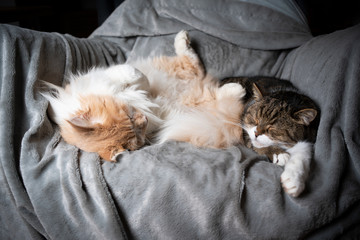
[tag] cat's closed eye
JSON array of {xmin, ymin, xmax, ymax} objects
[
  {"xmin": 267, "ymin": 126, "xmax": 275, "ymax": 132},
  {"xmin": 266, "ymin": 127, "xmax": 282, "ymax": 138}
]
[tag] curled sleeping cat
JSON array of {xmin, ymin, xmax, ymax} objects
[
  {"xmin": 221, "ymin": 77, "xmax": 320, "ymax": 197},
  {"xmin": 42, "ymin": 31, "xmax": 245, "ymax": 161}
]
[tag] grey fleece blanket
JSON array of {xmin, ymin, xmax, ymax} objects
[{"xmin": 1, "ymin": 0, "xmax": 360, "ymax": 239}]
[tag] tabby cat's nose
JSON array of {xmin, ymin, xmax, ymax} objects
[{"xmin": 254, "ymin": 130, "xmax": 260, "ymax": 138}]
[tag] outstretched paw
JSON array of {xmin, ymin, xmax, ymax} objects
[
  {"xmin": 218, "ymin": 83, "xmax": 246, "ymax": 99},
  {"xmin": 281, "ymin": 169, "xmax": 305, "ymax": 197},
  {"xmin": 273, "ymin": 152, "xmax": 290, "ymax": 166},
  {"xmin": 106, "ymin": 64, "xmax": 145, "ymax": 85}
]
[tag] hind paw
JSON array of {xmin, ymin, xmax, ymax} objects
[
  {"xmin": 175, "ymin": 30, "xmax": 190, "ymax": 52},
  {"xmin": 174, "ymin": 30, "xmax": 197, "ymax": 58}
]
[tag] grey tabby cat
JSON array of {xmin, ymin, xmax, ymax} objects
[{"xmin": 221, "ymin": 76, "xmax": 320, "ymax": 197}]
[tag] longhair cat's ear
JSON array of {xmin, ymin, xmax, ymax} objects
[
  {"xmin": 252, "ymin": 83, "xmax": 263, "ymax": 100},
  {"xmin": 67, "ymin": 112, "xmax": 96, "ymax": 131},
  {"xmin": 293, "ymin": 108, "xmax": 317, "ymax": 126}
]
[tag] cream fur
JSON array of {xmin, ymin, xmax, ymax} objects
[{"xmin": 130, "ymin": 31, "xmax": 246, "ymax": 148}]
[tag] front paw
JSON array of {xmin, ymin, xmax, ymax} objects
[
  {"xmin": 219, "ymin": 83, "xmax": 246, "ymax": 99},
  {"xmin": 273, "ymin": 152, "xmax": 290, "ymax": 166},
  {"xmin": 281, "ymin": 169, "xmax": 305, "ymax": 197},
  {"xmin": 107, "ymin": 64, "xmax": 146, "ymax": 85}
]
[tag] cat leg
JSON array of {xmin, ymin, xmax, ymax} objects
[
  {"xmin": 152, "ymin": 31, "xmax": 205, "ymax": 80},
  {"xmin": 281, "ymin": 142, "xmax": 312, "ymax": 197},
  {"xmin": 173, "ymin": 30, "xmax": 205, "ymax": 79}
]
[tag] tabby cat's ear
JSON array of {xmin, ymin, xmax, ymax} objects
[
  {"xmin": 252, "ymin": 83, "xmax": 263, "ymax": 100},
  {"xmin": 293, "ymin": 108, "xmax": 317, "ymax": 126}
]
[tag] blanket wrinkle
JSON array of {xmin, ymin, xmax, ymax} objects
[
  {"xmin": 279, "ymin": 24, "xmax": 360, "ymax": 236},
  {"xmin": 0, "ymin": 24, "xmax": 50, "ymax": 239},
  {"xmin": 1, "ymin": 24, "xmax": 130, "ymax": 239}
]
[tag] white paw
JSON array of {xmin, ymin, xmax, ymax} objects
[
  {"xmin": 273, "ymin": 152, "xmax": 290, "ymax": 166},
  {"xmin": 281, "ymin": 169, "xmax": 305, "ymax": 197},
  {"xmin": 106, "ymin": 64, "xmax": 144, "ymax": 83},
  {"xmin": 108, "ymin": 64, "xmax": 149, "ymax": 90},
  {"xmin": 174, "ymin": 30, "xmax": 198, "ymax": 59},
  {"xmin": 219, "ymin": 83, "xmax": 246, "ymax": 99},
  {"xmin": 175, "ymin": 30, "xmax": 190, "ymax": 53},
  {"xmin": 106, "ymin": 64, "xmax": 143, "ymax": 83}
]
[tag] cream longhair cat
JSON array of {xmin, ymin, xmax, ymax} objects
[{"xmin": 42, "ymin": 31, "xmax": 246, "ymax": 161}]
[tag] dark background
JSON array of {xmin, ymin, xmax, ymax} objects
[
  {"xmin": 0, "ymin": 0, "xmax": 124, "ymax": 37},
  {"xmin": 0, "ymin": 0, "xmax": 359, "ymax": 38}
]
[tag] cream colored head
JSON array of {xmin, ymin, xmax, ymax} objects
[{"xmin": 60, "ymin": 95, "xmax": 148, "ymax": 161}]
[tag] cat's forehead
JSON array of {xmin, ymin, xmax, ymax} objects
[
  {"xmin": 254, "ymin": 97, "xmax": 289, "ymax": 110},
  {"xmin": 246, "ymin": 101, "xmax": 292, "ymax": 122}
]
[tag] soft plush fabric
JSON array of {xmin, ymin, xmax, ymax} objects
[{"xmin": 1, "ymin": 0, "xmax": 359, "ymax": 239}]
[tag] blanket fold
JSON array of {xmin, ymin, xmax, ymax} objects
[{"xmin": 0, "ymin": 24, "xmax": 128, "ymax": 239}]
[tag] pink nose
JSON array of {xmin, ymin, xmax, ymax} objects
[{"xmin": 254, "ymin": 130, "xmax": 259, "ymax": 138}]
